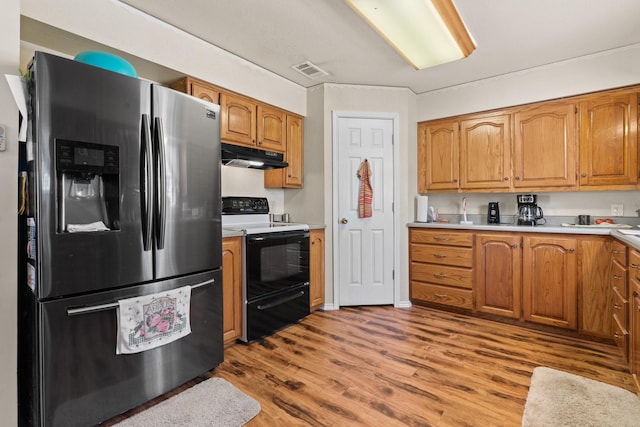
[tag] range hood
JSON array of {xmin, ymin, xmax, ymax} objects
[{"xmin": 221, "ymin": 143, "xmax": 288, "ymax": 170}]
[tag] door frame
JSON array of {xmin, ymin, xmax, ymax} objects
[{"xmin": 331, "ymin": 111, "xmax": 400, "ymax": 308}]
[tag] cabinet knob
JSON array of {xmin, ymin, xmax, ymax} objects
[
  {"xmin": 511, "ymin": 244, "xmax": 519, "ymax": 249},
  {"xmin": 614, "ymin": 303, "xmax": 622, "ymax": 310},
  {"xmin": 631, "ymin": 263, "xmax": 640, "ymax": 270},
  {"xmin": 581, "ymin": 173, "xmax": 588, "ymax": 177},
  {"xmin": 514, "ymin": 176, "xmax": 520, "ymax": 181},
  {"xmin": 453, "ymin": 179, "xmax": 458, "ymax": 183},
  {"xmin": 613, "ymin": 275, "xmax": 622, "ymax": 280},
  {"xmin": 568, "ymin": 248, "xmax": 575, "ymax": 253},
  {"xmin": 504, "ymin": 177, "xmax": 510, "ymax": 181}
]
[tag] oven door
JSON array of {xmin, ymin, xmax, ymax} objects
[
  {"xmin": 243, "ymin": 230, "xmax": 310, "ymax": 342},
  {"xmin": 244, "ymin": 230, "xmax": 310, "ymax": 301}
]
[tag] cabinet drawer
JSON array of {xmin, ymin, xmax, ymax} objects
[
  {"xmin": 411, "ymin": 282, "xmax": 473, "ymax": 309},
  {"xmin": 613, "ymin": 285, "xmax": 628, "ymax": 328},
  {"xmin": 410, "ymin": 262, "xmax": 472, "ymax": 289},
  {"xmin": 612, "ymin": 240, "xmax": 627, "ymax": 265},
  {"xmin": 613, "ymin": 314, "xmax": 629, "ymax": 362},
  {"xmin": 410, "ymin": 244, "xmax": 473, "ymax": 268},
  {"xmin": 611, "ymin": 260, "xmax": 628, "ymax": 297},
  {"xmin": 410, "ymin": 229, "xmax": 473, "ymax": 247}
]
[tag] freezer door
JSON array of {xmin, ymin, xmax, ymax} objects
[
  {"xmin": 31, "ymin": 52, "xmax": 154, "ymax": 298},
  {"xmin": 29, "ymin": 270, "xmax": 222, "ymax": 427},
  {"xmin": 152, "ymin": 85, "xmax": 222, "ymax": 278}
]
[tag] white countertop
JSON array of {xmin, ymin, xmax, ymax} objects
[{"xmin": 407, "ymin": 217, "xmax": 640, "ymax": 251}]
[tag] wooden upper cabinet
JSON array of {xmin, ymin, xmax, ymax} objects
[
  {"xmin": 460, "ymin": 113, "xmax": 511, "ymax": 190},
  {"xmin": 257, "ymin": 104, "xmax": 287, "ymax": 152},
  {"xmin": 418, "ymin": 120, "xmax": 459, "ymax": 192},
  {"xmin": 220, "ymin": 92, "xmax": 257, "ymax": 148},
  {"xmin": 170, "ymin": 77, "xmax": 220, "ymax": 104},
  {"xmin": 522, "ymin": 235, "xmax": 578, "ymax": 330},
  {"xmin": 579, "ymin": 90, "xmax": 638, "ymax": 187},
  {"xmin": 265, "ymin": 113, "xmax": 303, "ymax": 188},
  {"xmin": 513, "ymin": 101, "xmax": 577, "ymax": 189}
]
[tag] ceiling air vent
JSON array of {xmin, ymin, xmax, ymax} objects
[{"xmin": 291, "ymin": 60, "xmax": 329, "ymax": 80}]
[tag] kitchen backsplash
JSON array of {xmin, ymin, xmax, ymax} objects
[
  {"xmin": 220, "ymin": 166, "xmax": 285, "ymax": 213},
  {"xmin": 424, "ymin": 191, "xmax": 640, "ymax": 219}
]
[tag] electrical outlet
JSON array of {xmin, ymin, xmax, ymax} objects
[{"xmin": 611, "ymin": 204, "xmax": 624, "ymax": 216}]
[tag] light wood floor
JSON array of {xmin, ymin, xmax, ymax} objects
[{"xmin": 108, "ymin": 305, "xmax": 636, "ymax": 426}]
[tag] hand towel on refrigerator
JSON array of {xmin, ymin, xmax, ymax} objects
[{"xmin": 116, "ymin": 286, "xmax": 192, "ymax": 354}]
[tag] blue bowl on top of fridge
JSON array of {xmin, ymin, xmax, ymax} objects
[{"xmin": 73, "ymin": 51, "xmax": 138, "ymax": 77}]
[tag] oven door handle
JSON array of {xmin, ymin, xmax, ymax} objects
[{"xmin": 256, "ymin": 288, "xmax": 307, "ymax": 311}]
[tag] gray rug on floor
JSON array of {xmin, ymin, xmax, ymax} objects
[
  {"xmin": 114, "ymin": 377, "xmax": 261, "ymax": 427},
  {"xmin": 522, "ymin": 366, "xmax": 640, "ymax": 427}
]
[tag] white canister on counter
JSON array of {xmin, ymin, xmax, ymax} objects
[{"xmin": 416, "ymin": 195, "xmax": 429, "ymax": 222}]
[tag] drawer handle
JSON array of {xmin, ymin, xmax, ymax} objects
[
  {"xmin": 434, "ymin": 273, "xmax": 448, "ymax": 279},
  {"xmin": 433, "ymin": 254, "xmax": 447, "ymax": 258},
  {"xmin": 614, "ymin": 303, "xmax": 622, "ymax": 310},
  {"xmin": 631, "ymin": 263, "xmax": 640, "ymax": 270},
  {"xmin": 434, "ymin": 293, "xmax": 448, "ymax": 298},
  {"xmin": 613, "ymin": 250, "xmax": 622, "ymax": 254},
  {"xmin": 433, "ymin": 236, "xmax": 448, "ymax": 241},
  {"xmin": 613, "ymin": 275, "xmax": 622, "ymax": 280},
  {"xmin": 614, "ymin": 333, "xmax": 621, "ymax": 340}
]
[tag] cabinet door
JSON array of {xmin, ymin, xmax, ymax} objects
[
  {"xmin": 418, "ymin": 120, "xmax": 459, "ymax": 191},
  {"xmin": 190, "ymin": 81, "xmax": 220, "ymax": 104},
  {"xmin": 630, "ymin": 283, "xmax": 640, "ymax": 389},
  {"xmin": 523, "ymin": 236, "xmax": 577, "ymax": 329},
  {"xmin": 578, "ymin": 237, "xmax": 612, "ymax": 337},
  {"xmin": 513, "ymin": 101, "xmax": 577, "ymax": 189},
  {"xmin": 222, "ymin": 237, "xmax": 242, "ymax": 345},
  {"xmin": 460, "ymin": 113, "xmax": 511, "ymax": 190},
  {"xmin": 579, "ymin": 91, "xmax": 638, "ymax": 187},
  {"xmin": 257, "ymin": 104, "xmax": 286, "ymax": 153},
  {"xmin": 220, "ymin": 92, "xmax": 257, "ymax": 147},
  {"xmin": 310, "ymin": 229, "xmax": 325, "ymax": 311},
  {"xmin": 264, "ymin": 114, "xmax": 303, "ymax": 188},
  {"xmin": 475, "ymin": 233, "xmax": 522, "ymax": 318}
]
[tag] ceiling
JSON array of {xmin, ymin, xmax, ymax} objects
[{"xmin": 118, "ymin": 0, "xmax": 640, "ymax": 94}]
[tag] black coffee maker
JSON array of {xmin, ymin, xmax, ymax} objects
[
  {"xmin": 488, "ymin": 202, "xmax": 500, "ymax": 223},
  {"xmin": 517, "ymin": 194, "xmax": 544, "ymax": 226}
]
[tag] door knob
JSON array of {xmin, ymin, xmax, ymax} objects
[{"xmin": 340, "ymin": 218, "xmax": 348, "ymax": 224}]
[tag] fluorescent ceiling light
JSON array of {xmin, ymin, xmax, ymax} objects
[{"xmin": 346, "ymin": 0, "xmax": 476, "ymax": 70}]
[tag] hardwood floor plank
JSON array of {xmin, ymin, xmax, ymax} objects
[{"xmin": 106, "ymin": 305, "xmax": 635, "ymax": 426}]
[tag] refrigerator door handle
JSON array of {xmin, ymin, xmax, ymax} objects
[
  {"xmin": 141, "ymin": 114, "xmax": 154, "ymax": 251},
  {"xmin": 66, "ymin": 278, "xmax": 216, "ymax": 316},
  {"xmin": 154, "ymin": 117, "xmax": 167, "ymax": 250}
]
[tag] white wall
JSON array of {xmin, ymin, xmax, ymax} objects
[
  {"xmin": 0, "ymin": 0, "xmax": 20, "ymax": 423},
  {"xmin": 416, "ymin": 43, "xmax": 640, "ymax": 221},
  {"xmin": 312, "ymin": 84, "xmax": 416, "ymax": 307},
  {"xmin": 21, "ymin": 0, "xmax": 307, "ymax": 116}
]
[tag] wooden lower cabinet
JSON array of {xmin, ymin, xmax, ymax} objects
[
  {"xmin": 310, "ymin": 229, "xmax": 325, "ymax": 311},
  {"xmin": 475, "ymin": 233, "xmax": 522, "ymax": 318},
  {"xmin": 522, "ymin": 235, "xmax": 578, "ymax": 329},
  {"xmin": 222, "ymin": 237, "xmax": 242, "ymax": 346},
  {"xmin": 630, "ymin": 279, "xmax": 640, "ymax": 390},
  {"xmin": 578, "ymin": 237, "xmax": 612, "ymax": 337},
  {"xmin": 410, "ymin": 229, "xmax": 473, "ymax": 309}
]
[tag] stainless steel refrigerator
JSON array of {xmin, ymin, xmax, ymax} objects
[{"xmin": 18, "ymin": 52, "xmax": 223, "ymax": 426}]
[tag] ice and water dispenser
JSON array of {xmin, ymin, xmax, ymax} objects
[{"xmin": 56, "ymin": 139, "xmax": 120, "ymax": 232}]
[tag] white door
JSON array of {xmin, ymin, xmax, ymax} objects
[{"xmin": 334, "ymin": 114, "xmax": 395, "ymax": 306}]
